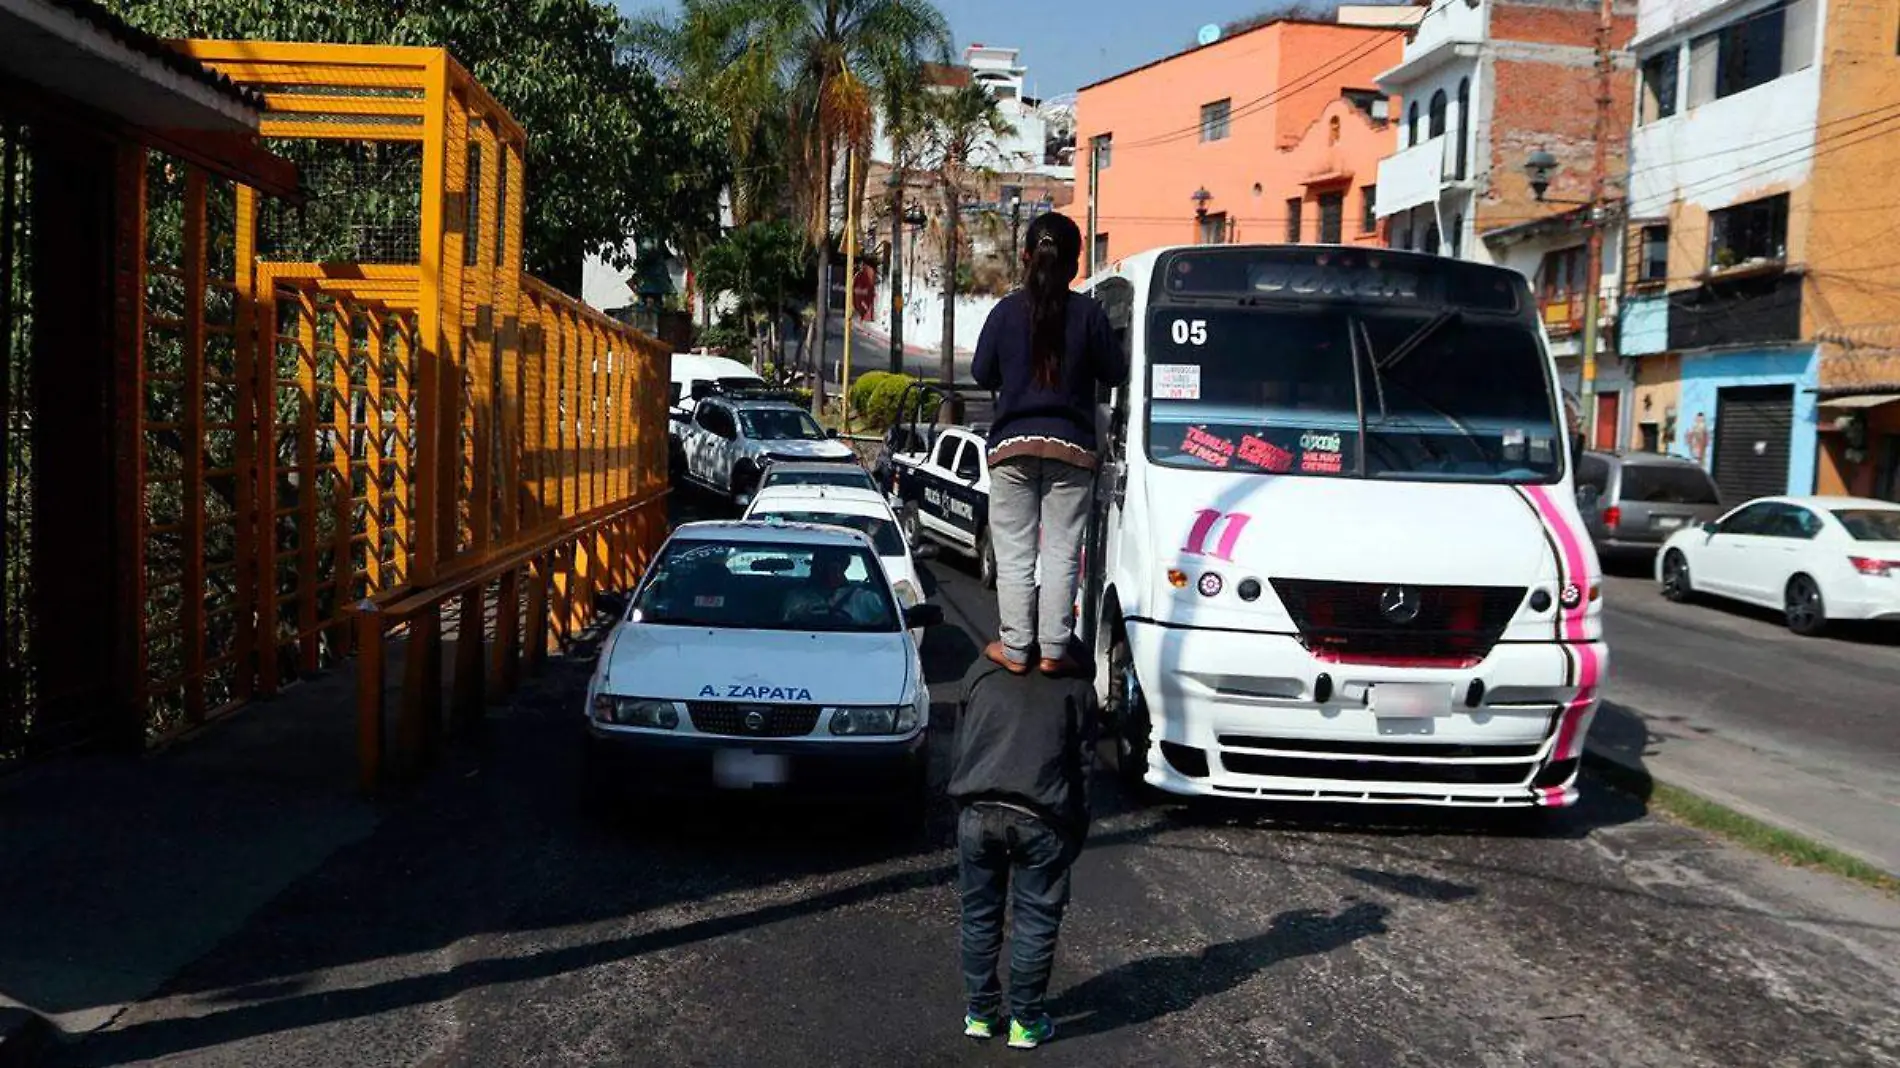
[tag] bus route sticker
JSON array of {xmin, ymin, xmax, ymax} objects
[{"xmin": 1154, "ymin": 364, "xmax": 1202, "ymax": 400}]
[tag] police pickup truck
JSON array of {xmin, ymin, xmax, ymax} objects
[
  {"xmin": 584, "ymin": 520, "xmax": 943, "ymax": 820},
  {"xmin": 877, "ymin": 382, "xmax": 998, "ymax": 589},
  {"xmin": 671, "ymin": 386, "xmax": 857, "ymax": 505}
]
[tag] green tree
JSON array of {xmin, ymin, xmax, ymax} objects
[
  {"xmin": 694, "ymin": 219, "xmax": 811, "ymax": 369},
  {"xmin": 106, "ymin": 0, "xmax": 731, "ymax": 294},
  {"xmin": 642, "ymin": 0, "xmax": 950, "ymax": 413},
  {"xmin": 922, "ymin": 82, "xmax": 1013, "ymax": 382}
]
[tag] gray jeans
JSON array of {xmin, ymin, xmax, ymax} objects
[{"xmin": 989, "ymin": 456, "xmax": 1093, "ymax": 662}]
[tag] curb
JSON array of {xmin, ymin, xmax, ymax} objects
[
  {"xmin": 0, "ymin": 1006, "xmax": 50, "ymax": 1068},
  {"xmin": 1582, "ymin": 746, "xmax": 1900, "ymax": 893}
]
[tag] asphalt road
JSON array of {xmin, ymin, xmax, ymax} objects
[
  {"xmin": 1598, "ymin": 570, "xmax": 1900, "ymax": 773},
  {"xmin": 56, "ymin": 493, "xmax": 1900, "ymax": 1068}
]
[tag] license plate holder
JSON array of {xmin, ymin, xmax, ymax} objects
[
  {"xmin": 713, "ymin": 749, "xmax": 789, "ymax": 789},
  {"xmin": 1653, "ymin": 515, "xmax": 1686, "ymax": 530},
  {"xmin": 1369, "ymin": 682, "xmax": 1452, "ymax": 719}
]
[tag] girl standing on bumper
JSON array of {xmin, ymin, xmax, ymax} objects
[{"xmin": 972, "ymin": 213, "xmax": 1127, "ymax": 676}]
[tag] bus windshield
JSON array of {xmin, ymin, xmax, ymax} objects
[{"xmin": 1144, "ymin": 305, "xmax": 1562, "ymax": 483}]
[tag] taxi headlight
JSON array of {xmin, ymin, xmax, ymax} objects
[
  {"xmin": 829, "ymin": 704, "xmax": 918, "ymax": 736},
  {"xmin": 590, "ymin": 695, "xmax": 680, "ymax": 729}
]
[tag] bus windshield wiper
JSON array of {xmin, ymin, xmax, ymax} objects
[{"xmin": 1372, "ymin": 308, "xmax": 1461, "ymax": 372}]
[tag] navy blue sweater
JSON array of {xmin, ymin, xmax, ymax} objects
[{"xmin": 971, "ymin": 291, "xmax": 1127, "ymax": 456}]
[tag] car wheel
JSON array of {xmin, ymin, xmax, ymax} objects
[
  {"xmin": 978, "ymin": 527, "xmax": 997, "ymax": 590},
  {"xmin": 1660, "ymin": 549, "xmax": 1694, "ymax": 603},
  {"xmin": 900, "ymin": 502, "xmax": 923, "ymax": 546},
  {"xmin": 1106, "ymin": 628, "xmax": 1154, "ymax": 795},
  {"xmin": 1784, "ymin": 574, "xmax": 1828, "ymax": 636}
]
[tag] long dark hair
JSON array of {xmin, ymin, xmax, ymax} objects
[{"xmin": 1022, "ymin": 212, "xmax": 1082, "ymax": 388}]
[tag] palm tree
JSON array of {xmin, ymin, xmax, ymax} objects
[
  {"xmin": 645, "ymin": 0, "xmax": 950, "ymax": 413},
  {"xmin": 876, "ymin": 59, "xmax": 930, "ymax": 374},
  {"xmin": 922, "ymin": 82, "xmax": 1014, "ymax": 383}
]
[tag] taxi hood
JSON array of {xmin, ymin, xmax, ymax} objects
[
  {"xmin": 598, "ymin": 624, "xmax": 912, "ymax": 704},
  {"xmin": 1144, "ymin": 471, "xmax": 1571, "ymax": 589}
]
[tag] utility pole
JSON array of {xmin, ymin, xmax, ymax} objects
[
  {"xmin": 842, "ymin": 146, "xmax": 859, "ymax": 432},
  {"xmin": 1577, "ymin": 0, "xmax": 1616, "ymax": 451},
  {"xmin": 888, "ymin": 171, "xmax": 904, "ymax": 374},
  {"xmin": 1085, "ymin": 138, "xmax": 1101, "ymax": 277}
]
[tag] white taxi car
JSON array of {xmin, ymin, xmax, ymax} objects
[
  {"xmin": 742, "ymin": 482, "xmax": 927, "ymax": 632},
  {"xmin": 583, "ymin": 521, "xmax": 941, "ymax": 814},
  {"xmin": 1657, "ymin": 495, "xmax": 1900, "ymax": 635}
]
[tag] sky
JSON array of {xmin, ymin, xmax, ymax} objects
[{"xmin": 614, "ymin": 0, "xmax": 1349, "ymax": 100}]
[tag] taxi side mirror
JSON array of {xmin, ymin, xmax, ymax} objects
[
  {"xmin": 593, "ymin": 591, "xmax": 629, "ymax": 618},
  {"xmin": 1702, "ymin": 521, "xmax": 1720, "ymax": 535},
  {"xmin": 903, "ymin": 603, "xmax": 944, "ymax": 629},
  {"xmin": 911, "ymin": 542, "xmax": 940, "ymax": 561}
]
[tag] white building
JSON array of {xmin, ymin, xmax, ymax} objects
[{"xmin": 870, "ymin": 44, "xmax": 1074, "ymax": 180}]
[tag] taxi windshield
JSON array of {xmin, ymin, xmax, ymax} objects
[
  {"xmin": 749, "ymin": 510, "xmax": 905, "ymax": 556},
  {"xmin": 632, "ymin": 539, "xmax": 898, "ymax": 632},
  {"xmin": 741, "ymin": 409, "xmax": 827, "ymax": 441}
]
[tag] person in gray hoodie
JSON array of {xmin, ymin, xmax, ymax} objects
[{"xmin": 946, "ymin": 658, "xmax": 1096, "ymax": 1049}]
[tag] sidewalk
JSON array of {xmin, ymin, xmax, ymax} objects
[
  {"xmin": 0, "ymin": 667, "xmax": 379, "ymax": 1045},
  {"xmin": 1585, "ymin": 702, "xmax": 1900, "ymax": 878}
]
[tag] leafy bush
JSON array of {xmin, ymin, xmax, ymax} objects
[
  {"xmin": 695, "ymin": 318, "xmax": 749, "ymax": 356},
  {"xmin": 849, "ymin": 371, "xmax": 896, "ymax": 417}
]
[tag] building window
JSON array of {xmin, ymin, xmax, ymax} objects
[
  {"xmin": 1408, "ymin": 101, "xmax": 1420, "ymax": 146},
  {"xmin": 1640, "ymin": 224, "xmax": 1669, "ymax": 282},
  {"xmin": 1198, "ymin": 212, "xmax": 1228, "ymax": 244},
  {"xmin": 1090, "ymin": 133, "xmax": 1112, "ymax": 170},
  {"xmin": 1342, "ymin": 88, "xmax": 1389, "ymax": 121},
  {"xmin": 1641, "ymin": 49, "xmax": 1679, "ymax": 122},
  {"xmin": 464, "ymin": 141, "xmax": 483, "ymax": 267},
  {"xmin": 1454, "ymin": 79, "xmax": 1470, "ymax": 179},
  {"xmin": 1092, "ymin": 232, "xmax": 1109, "ymax": 266},
  {"xmin": 1708, "ymin": 193, "xmax": 1789, "ymax": 269},
  {"xmin": 1428, "ymin": 89, "xmax": 1448, "ymax": 138},
  {"xmin": 1318, "ymin": 192, "xmax": 1345, "ymax": 244},
  {"xmin": 1688, "ymin": 0, "xmax": 1816, "ymax": 105},
  {"xmin": 1393, "ymin": 223, "xmax": 1410, "ymax": 250},
  {"xmin": 1424, "ymin": 223, "xmax": 1440, "ymax": 254},
  {"xmin": 1200, "ymin": 99, "xmax": 1232, "ymax": 142},
  {"xmin": 1450, "ymin": 213, "xmax": 1463, "ymax": 258},
  {"xmin": 1286, "ymin": 198, "xmax": 1303, "ymax": 243},
  {"xmin": 1538, "ymin": 245, "xmax": 1588, "ymax": 332},
  {"xmin": 1360, "ymin": 185, "xmax": 1377, "ymax": 234}
]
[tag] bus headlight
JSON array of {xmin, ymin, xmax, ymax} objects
[
  {"xmin": 590, "ymin": 695, "xmax": 680, "ymax": 729},
  {"xmin": 829, "ymin": 705, "xmax": 919, "ymax": 736}
]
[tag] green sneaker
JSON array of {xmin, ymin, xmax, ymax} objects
[
  {"xmin": 964, "ymin": 1013, "xmax": 999, "ymax": 1040},
  {"xmin": 1008, "ymin": 1015, "xmax": 1055, "ymax": 1050}
]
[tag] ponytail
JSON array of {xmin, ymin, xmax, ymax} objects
[{"xmin": 1023, "ymin": 213, "xmax": 1082, "ymax": 389}]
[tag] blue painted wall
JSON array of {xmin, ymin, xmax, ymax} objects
[
  {"xmin": 1674, "ymin": 346, "xmax": 1819, "ymax": 496},
  {"xmin": 1621, "ymin": 294, "xmax": 1668, "ymax": 356}
]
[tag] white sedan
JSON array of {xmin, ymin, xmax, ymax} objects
[
  {"xmin": 1656, "ymin": 495, "xmax": 1900, "ymax": 635},
  {"xmin": 742, "ymin": 481, "xmax": 929, "ymax": 639}
]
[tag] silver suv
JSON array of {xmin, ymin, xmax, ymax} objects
[{"xmin": 1577, "ymin": 451, "xmax": 1725, "ymax": 561}]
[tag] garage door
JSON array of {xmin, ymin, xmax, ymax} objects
[{"xmin": 1713, "ymin": 385, "xmax": 1793, "ymax": 504}]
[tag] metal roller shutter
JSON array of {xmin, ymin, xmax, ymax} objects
[{"xmin": 1713, "ymin": 385, "xmax": 1793, "ymax": 503}]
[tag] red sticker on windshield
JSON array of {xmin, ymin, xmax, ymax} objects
[
  {"xmin": 1182, "ymin": 426, "xmax": 1236, "ymax": 468},
  {"xmin": 1238, "ymin": 435, "xmax": 1292, "ymax": 472}
]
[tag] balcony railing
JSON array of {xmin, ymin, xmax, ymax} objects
[{"xmin": 1541, "ymin": 294, "xmax": 1584, "ymax": 336}]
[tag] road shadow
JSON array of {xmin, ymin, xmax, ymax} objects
[{"xmin": 1050, "ymin": 901, "xmax": 1392, "ymax": 1040}]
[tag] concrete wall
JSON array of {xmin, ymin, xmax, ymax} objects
[
  {"xmin": 1073, "ymin": 20, "xmax": 1403, "ymax": 263},
  {"xmin": 1674, "ymin": 345, "xmax": 1821, "ymax": 494},
  {"xmin": 1632, "ymin": 351, "xmax": 1686, "ymax": 454},
  {"xmin": 863, "ymin": 283, "xmax": 997, "ymax": 354}
]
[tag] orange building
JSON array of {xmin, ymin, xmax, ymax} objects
[{"xmin": 1070, "ymin": 18, "xmax": 1407, "ymax": 269}]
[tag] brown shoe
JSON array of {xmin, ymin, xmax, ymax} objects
[
  {"xmin": 984, "ymin": 641, "xmax": 1030, "ymax": 675},
  {"xmin": 1038, "ymin": 656, "xmax": 1082, "ymax": 678}
]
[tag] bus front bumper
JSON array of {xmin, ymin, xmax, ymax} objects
[{"xmin": 1124, "ymin": 622, "xmax": 1607, "ymax": 808}]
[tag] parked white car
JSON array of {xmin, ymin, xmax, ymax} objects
[
  {"xmin": 1656, "ymin": 495, "xmax": 1900, "ymax": 635},
  {"xmin": 743, "ymin": 482, "xmax": 927, "ymax": 640}
]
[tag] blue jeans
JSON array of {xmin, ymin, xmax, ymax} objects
[{"xmin": 957, "ymin": 804, "xmax": 1077, "ymax": 1021}]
